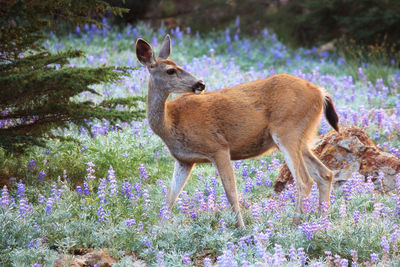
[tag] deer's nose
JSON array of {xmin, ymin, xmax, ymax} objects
[{"xmin": 195, "ymin": 80, "xmax": 205, "ymax": 90}]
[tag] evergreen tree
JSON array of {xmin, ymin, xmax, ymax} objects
[{"xmin": 0, "ymin": 0, "xmax": 145, "ymax": 153}]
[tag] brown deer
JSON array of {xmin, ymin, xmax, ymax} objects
[{"xmin": 136, "ymin": 35, "xmax": 339, "ymax": 227}]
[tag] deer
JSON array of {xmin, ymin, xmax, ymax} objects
[{"xmin": 136, "ymin": 35, "xmax": 339, "ymax": 227}]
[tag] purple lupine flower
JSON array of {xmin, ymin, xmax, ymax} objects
[
  {"xmin": 19, "ymin": 198, "xmax": 29, "ymax": 217},
  {"xmin": 86, "ymin": 162, "xmax": 96, "ymax": 179},
  {"xmin": 339, "ymin": 259, "xmax": 348, "ymax": 267},
  {"xmin": 350, "ymin": 250, "xmax": 358, "ymax": 265},
  {"xmin": 244, "ymin": 177, "xmax": 253, "ymax": 193},
  {"xmin": 234, "ymin": 160, "xmax": 242, "ymax": 169},
  {"xmin": 1, "ymin": 186, "xmax": 10, "ymax": 206},
  {"xmin": 204, "ymin": 257, "xmax": 212, "ymax": 267},
  {"xmin": 298, "ymin": 247, "xmax": 306, "ymax": 266},
  {"xmin": 97, "ymin": 205, "xmax": 106, "ymax": 222},
  {"xmin": 242, "ymin": 166, "xmax": 249, "ymax": 178},
  {"xmin": 353, "ymin": 210, "xmax": 360, "ymax": 224},
  {"xmin": 125, "ymin": 218, "xmax": 136, "ymax": 227},
  {"xmin": 219, "ymin": 218, "xmax": 227, "ymax": 231},
  {"xmin": 255, "ymin": 238, "xmax": 266, "ymax": 258},
  {"xmin": 97, "ymin": 177, "xmax": 107, "ymax": 204},
  {"xmin": 137, "ymin": 221, "xmax": 143, "ymax": 232},
  {"xmin": 264, "ymin": 177, "xmax": 272, "ymax": 187},
  {"xmin": 339, "ymin": 201, "xmax": 347, "ymax": 218},
  {"xmin": 300, "ymin": 222, "xmax": 313, "ymax": 240},
  {"xmin": 76, "ymin": 186, "xmax": 83, "ymax": 195},
  {"xmin": 252, "ymin": 203, "xmax": 261, "ymax": 221},
  {"xmin": 381, "ymin": 236, "xmax": 390, "ymax": 255},
  {"xmin": 183, "ymin": 253, "xmax": 191, "ymax": 265},
  {"xmin": 321, "ymin": 216, "xmax": 330, "ymax": 229},
  {"xmin": 33, "ymin": 263, "xmax": 41, "ymax": 267},
  {"xmin": 83, "ymin": 182, "xmax": 90, "ymax": 196},
  {"xmin": 28, "ymin": 160, "xmax": 36, "ymax": 171},
  {"xmin": 255, "ymin": 170, "xmax": 264, "ymax": 186},
  {"xmin": 38, "ymin": 194, "xmax": 45, "ymax": 204},
  {"xmin": 134, "ymin": 182, "xmax": 141, "ymax": 196},
  {"xmin": 37, "ymin": 171, "xmax": 46, "ymax": 183},
  {"xmin": 107, "ymin": 166, "xmax": 117, "ymax": 196},
  {"xmin": 289, "ymin": 245, "xmax": 297, "ymax": 262},
  {"xmin": 370, "ymin": 253, "xmax": 379, "ymax": 263},
  {"xmin": 45, "ymin": 197, "xmax": 54, "ymax": 213},
  {"xmin": 157, "ymin": 251, "xmax": 165, "ymax": 267},
  {"xmin": 159, "ymin": 200, "xmax": 171, "ymax": 221},
  {"xmin": 302, "ymin": 197, "xmax": 311, "ymax": 213},
  {"xmin": 121, "ymin": 182, "xmax": 132, "ymax": 197},
  {"xmin": 139, "ymin": 164, "xmax": 148, "ymax": 180},
  {"xmin": 207, "ymin": 193, "xmax": 216, "ymax": 211},
  {"xmin": 17, "ymin": 181, "xmax": 25, "ymax": 199}
]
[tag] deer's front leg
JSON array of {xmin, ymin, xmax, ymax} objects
[
  {"xmin": 166, "ymin": 160, "xmax": 194, "ymax": 210},
  {"xmin": 212, "ymin": 151, "xmax": 245, "ymax": 228}
]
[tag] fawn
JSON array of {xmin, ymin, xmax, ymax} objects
[{"xmin": 136, "ymin": 35, "xmax": 339, "ymax": 227}]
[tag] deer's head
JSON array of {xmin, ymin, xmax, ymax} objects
[{"xmin": 136, "ymin": 35, "xmax": 205, "ymax": 94}]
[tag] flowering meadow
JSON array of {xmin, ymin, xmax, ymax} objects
[{"xmin": 1, "ymin": 21, "xmax": 400, "ymax": 266}]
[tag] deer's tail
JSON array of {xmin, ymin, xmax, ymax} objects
[{"xmin": 324, "ymin": 95, "xmax": 339, "ymax": 132}]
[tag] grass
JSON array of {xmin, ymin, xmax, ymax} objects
[{"xmin": 0, "ymin": 21, "xmax": 400, "ymax": 266}]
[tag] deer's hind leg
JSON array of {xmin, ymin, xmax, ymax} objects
[
  {"xmin": 272, "ymin": 134, "xmax": 314, "ymax": 214},
  {"xmin": 303, "ymin": 148, "xmax": 333, "ymax": 213}
]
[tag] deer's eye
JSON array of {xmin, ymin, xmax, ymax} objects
[{"xmin": 167, "ymin": 69, "xmax": 176, "ymax": 75}]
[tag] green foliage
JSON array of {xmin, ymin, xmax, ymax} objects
[
  {"xmin": 270, "ymin": 0, "xmax": 400, "ymax": 50},
  {"xmin": 0, "ymin": 0, "xmax": 144, "ymax": 154}
]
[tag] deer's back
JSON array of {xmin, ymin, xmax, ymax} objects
[{"xmin": 165, "ymin": 74, "xmax": 324, "ymax": 161}]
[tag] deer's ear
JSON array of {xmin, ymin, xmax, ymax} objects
[
  {"xmin": 158, "ymin": 35, "xmax": 171, "ymax": 59},
  {"xmin": 136, "ymin": 38, "xmax": 155, "ymax": 66}
]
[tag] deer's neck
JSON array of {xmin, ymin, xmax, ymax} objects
[{"xmin": 147, "ymin": 79, "xmax": 170, "ymax": 137}]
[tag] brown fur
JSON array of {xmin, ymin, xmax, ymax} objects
[{"xmin": 136, "ymin": 35, "xmax": 338, "ymax": 227}]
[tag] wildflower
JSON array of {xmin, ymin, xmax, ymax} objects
[
  {"xmin": 300, "ymin": 222, "xmax": 313, "ymax": 240},
  {"xmin": 45, "ymin": 197, "xmax": 54, "ymax": 213},
  {"xmin": 242, "ymin": 165, "xmax": 249, "ymax": 178},
  {"xmin": 139, "ymin": 164, "xmax": 148, "ymax": 180},
  {"xmin": 125, "ymin": 219, "xmax": 136, "ymax": 227},
  {"xmin": 244, "ymin": 177, "xmax": 253, "ymax": 193},
  {"xmin": 381, "ymin": 236, "xmax": 390, "ymax": 258},
  {"xmin": 298, "ymin": 247, "xmax": 306, "ymax": 267},
  {"xmin": 353, "ymin": 210, "xmax": 360, "ymax": 224},
  {"xmin": 1, "ymin": 186, "xmax": 10, "ymax": 206},
  {"xmin": 183, "ymin": 253, "xmax": 191, "ymax": 265},
  {"xmin": 350, "ymin": 250, "xmax": 358, "ymax": 266},
  {"xmin": 121, "ymin": 182, "xmax": 132, "ymax": 197},
  {"xmin": 37, "ymin": 170, "xmax": 46, "ymax": 183},
  {"xmin": 86, "ymin": 161, "xmax": 96, "ymax": 180},
  {"xmin": 157, "ymin": 251, "xmax": 165, "ymax": 267},
  {"xmin": 134, "ymin": 182, "xmax": 141, "ymax": 196},
  {"xmin": 83, "ymin": 182, "xmax": 90, "ymax": 196},
  {"xmin": 255, "ymin": 169, "xmax": 264, "ymax": 186},
  {"xmin": 370, "ymin": 253, "xmax": 379, "ymax": 263},
  {"xmin": 28, "ymin": 160, "xmax": 36, "ymax": 171},
  {"xmin": 302, "ymin": 197, "xmax": 311, "ymax": 213},
  {"xmin": 107, "ymin": 166, "xmax": 117, "ymax": 196},
  {"xmin": 289, "ymin": 245, "xmax": 297, "ymax": 262},
  {"xmin": 137, "ymin": 221, "xmax": 143, "ymax": 232},
  {"xmin": 339, "ymin": 201, "xmax": 347, "ymax": 218},
  {"xmin": 76, "ymin": 186, "xmax": 83, "ymax": 195},
  {"xmin": 219, "ymin": 218, "xmax": 227, "ymax": 231},
  {"xmin": 17, "ymin": 181, "xmax": 25, "ymax": 199},
  {"xmin": 19, "ymin": 198, "xmax": 29, "ymax": 217},
  {"xmin": 97, "ymin": 206, "xmax": 106, "ymax": 222},
  {"xmin": 204, "ymin": 257, "xmax": 212, "ymax": 267},
  {"xmin": 38, "ymin": 194, "xmax": 45, "ymax": 204},
  {"xmin": 252, "ymin": 203, "xmax": 261, "ymax": 221}
]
